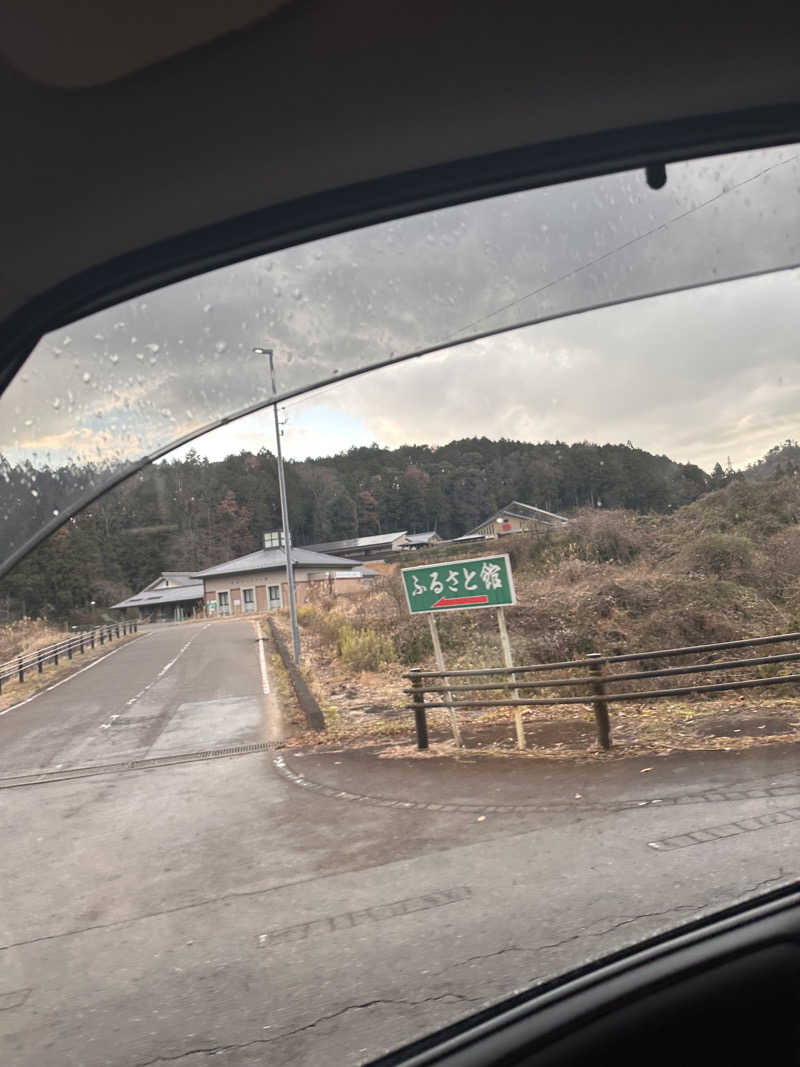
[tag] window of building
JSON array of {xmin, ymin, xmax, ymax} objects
[
  {"xmin": 268, "ymin": 585, "xmax": 281, "ymax": 608},
  {"xmin": 242, "ymin": 588, "xmax": 256, "ymax": 612},
  {"xmin": 217, "ymin": 591, "xmax": 231, "ymax": 615}
]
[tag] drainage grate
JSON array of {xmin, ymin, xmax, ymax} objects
[{"xmin": 0, "ymin": 741, "xmax": 278, "ymax": 789}]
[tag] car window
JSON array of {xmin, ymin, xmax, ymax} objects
[
  {"xmin": 3, "ymin": 143, "xmax": 800, "ymax": 1067},
  {"xmin": 2, "ymin": 143, "xmax": 800, "ymax": 574}
]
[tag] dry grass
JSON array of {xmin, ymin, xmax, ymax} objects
[
  {"xmin": 0, "ymin": 619, "xmax": 66, "ymax": 663},
  {"xmin": 272, "ymin": 478, "xmax": 800, "ymax": 760},
  {"xmin": 0, "ymin": 631, "xmax": 141, "ymax": 713},
  {"xmin": 282, "ymin": 696, "xmax": 800, "ymax": 763}
]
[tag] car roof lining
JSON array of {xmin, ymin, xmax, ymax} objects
[{"xmin": 0, "ymin": 0, "xmax": 290, "ymax": 87}]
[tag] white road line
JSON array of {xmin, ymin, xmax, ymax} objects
[
  {"xmin": 106, "ymin": 623, "xmax": 212, "ymax": 722},
  {"xmin": 254, "ymin": 621, "xmax": 270, "ymax": 695},
  {"xmin": 0, "ymin": 634, "xmax": 147, "ymax": 718}
]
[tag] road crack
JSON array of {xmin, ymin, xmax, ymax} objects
[
  {"xmin": 429, "ymin": 902, "xmax": 707, "ymax": 979},
  {"xmin": 429, "ymin": 874, "xmax": 792, "ymax": 984},
  {"xmin": 128, "ymin": 993, "xmax": 480, "ymax": 1066}
]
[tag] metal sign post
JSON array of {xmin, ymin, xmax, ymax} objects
[
  {"xmin": 254, "ymin": 346, "xmax": 301, "ymax": 663},
  {"xmin": 497, "ymin": 606, "xmax": 525, "ymax": 750},
  {"xmin": 427, "ymin": 614, "xmax": 463, "ymax": 747}
]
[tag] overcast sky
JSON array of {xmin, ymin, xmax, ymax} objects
[
  {"xmin": 3, "ymin": 142, "xmax": 800, "ymax": 560},
  {"xmin": 177, "ymin": 267, "xmax": 800, "ymax": 473}
]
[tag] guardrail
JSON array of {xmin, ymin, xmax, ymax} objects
[
  {"xmin": 404, "ymin": 630, "xmax": 800, "ymax": 752},
  {"xmin": 0, "ymin": 621, "xmax": 139, "ymax": 694}
]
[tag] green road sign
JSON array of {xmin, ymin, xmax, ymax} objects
[{"xmin": 401, "ymin": 554, "xmax": 516, "ymax": 614}]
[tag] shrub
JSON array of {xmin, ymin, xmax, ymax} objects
[
  {"xmin": 690, "ymin": 534, "xmax": 754, "ymax": 578},
  {"xmin": 337, "ymin": 625, "xmax": 395, "ymax": 671},
  {"xmin": 394, "ymin": 620, "xmax": 432, "ymax": 665},
  {"xmin": 569, "ymin": 510, "xmax": 644, "ymax": 564},
  {"xmin": 758, "ymin": 528, "xmax": 800, "ymax": 601},
  {"xmin": 296, "ymin": 606, "xmax": 347, "ymax": 644}
]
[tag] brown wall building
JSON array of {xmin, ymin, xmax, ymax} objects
[{"xmin": 192, "ymin": 547, "xmax": 370, "ymax": 616}]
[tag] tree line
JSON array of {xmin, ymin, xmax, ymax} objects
[{"xmin": 1, "ymin": 436, "xmax": 727, "ymax": 620}]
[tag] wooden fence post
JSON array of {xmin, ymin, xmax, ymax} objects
[
  {"xmin": 587, "ymin": 653, "xmax": 611, "ymax": 749},
  {"xmin": 497, "ymin": 607, "xmax": 525, "ymax": 750},
  {"xmin": 428, "ymin": 614, "xmax": 463, "ymax": 747},
  {"xmin": 18, "ymin": 655, "xmax": 24, "ymax": 683},
  {"xmin": 409, "ymin": 669, "xmax": 429, "ymax": 750},
  {"xmin": 38, "ymin": 650, "xmax": 43, "ymax": 673}
]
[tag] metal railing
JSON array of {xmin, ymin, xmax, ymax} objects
[
  {"xmin": 0, "ymin": 621, "xmax": 139, "ymax": 694},
  {"xmin": 404, "ymin": 630, "xmax": 800, "ymax": 751}
]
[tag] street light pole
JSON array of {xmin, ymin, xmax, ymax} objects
[{"xmin": 254, "ymin": 347, "xmax": 301, "ymax": 663}]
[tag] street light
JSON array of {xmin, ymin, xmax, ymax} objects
[{"xmin": 253, "ymin": 347, "xmax": 301, "ymax": 663}]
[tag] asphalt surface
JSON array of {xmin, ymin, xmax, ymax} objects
[{"xmin": 3, "ymin": 620, "xmax": 800, "ymax": 1066}]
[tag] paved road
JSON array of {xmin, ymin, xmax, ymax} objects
[{"xmin": 2, "ymin": 621, "xmax": 800, "ymax": 1066}]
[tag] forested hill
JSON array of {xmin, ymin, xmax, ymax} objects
[
  {"xmin": 1, "ymin": 438, "xmax": 716, "ymax": 619},
  {"xmin": 292, "ymin": 438, "xmax": 710, "ymax": 541}
]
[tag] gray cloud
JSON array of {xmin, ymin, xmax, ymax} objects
[{"xmin": 282, "ymin": 269, "xmax": 800, "ymax": 473}]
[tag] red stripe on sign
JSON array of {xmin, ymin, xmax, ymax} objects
[{"xmin": 432, "ymin": 595, "xmax": 489, "ymax": 607}]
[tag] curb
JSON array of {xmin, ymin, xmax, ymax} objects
[{"xmin": 272, "ymin": 753, "xmax": 800, "ymax": 816}]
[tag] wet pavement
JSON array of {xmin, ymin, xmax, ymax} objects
[{"xmin": 2, "ymin": 620, "xmax": 800, "ymax": 1066}]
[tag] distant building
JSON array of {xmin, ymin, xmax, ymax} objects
[
  {"xmin": 191, "ymin": 547, "xmax": 361, "ymax": 616},
  {"xmin": 110, "ymin": 572, "xmax": 205, "ymax": 622},
  {"xmin": 405, "ymin": 531, "xmax": 442, "ymax": 548},
  {"xmin": 302, "ymin": 531, "xmax": 410, "ymax": 560},
  {"xmin": 326, "ymin": 565, "xmax": 380, "ymax": 595},
  {"xmin": 302, "ymin": 529, "xmax": 443, "ymax": 560},
  {"xmin": 463, "ymin": 501, "xmax": 568, "ymax": 539}
]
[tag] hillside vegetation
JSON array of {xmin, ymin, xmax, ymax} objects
[
  {"xmin": 3, "ymin": 437, "xmax": 798, "ymax": 628},
  {"xmin": 307, "ymin": 475, "xmax": 800, "ymax": 671},
  {"xmin": 273, "ymin": 474, "xmax": 800, "ymax": 754},
  {"xmin": 1, "ymin": 436, "xmax": 711, "ymax": 620}
]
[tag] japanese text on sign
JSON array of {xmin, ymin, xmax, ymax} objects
[{"xmin": 401, "ymin": 554, "xmax": 516, "ymax": 614}]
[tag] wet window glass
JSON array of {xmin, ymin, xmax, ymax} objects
[
  {"xmin": 3, "ymin": 142, "xmax": 800, "ymax": 1067},
  {"xmin": 2, "ymin": 143, "xmax": 800, "ymax": 573}
]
